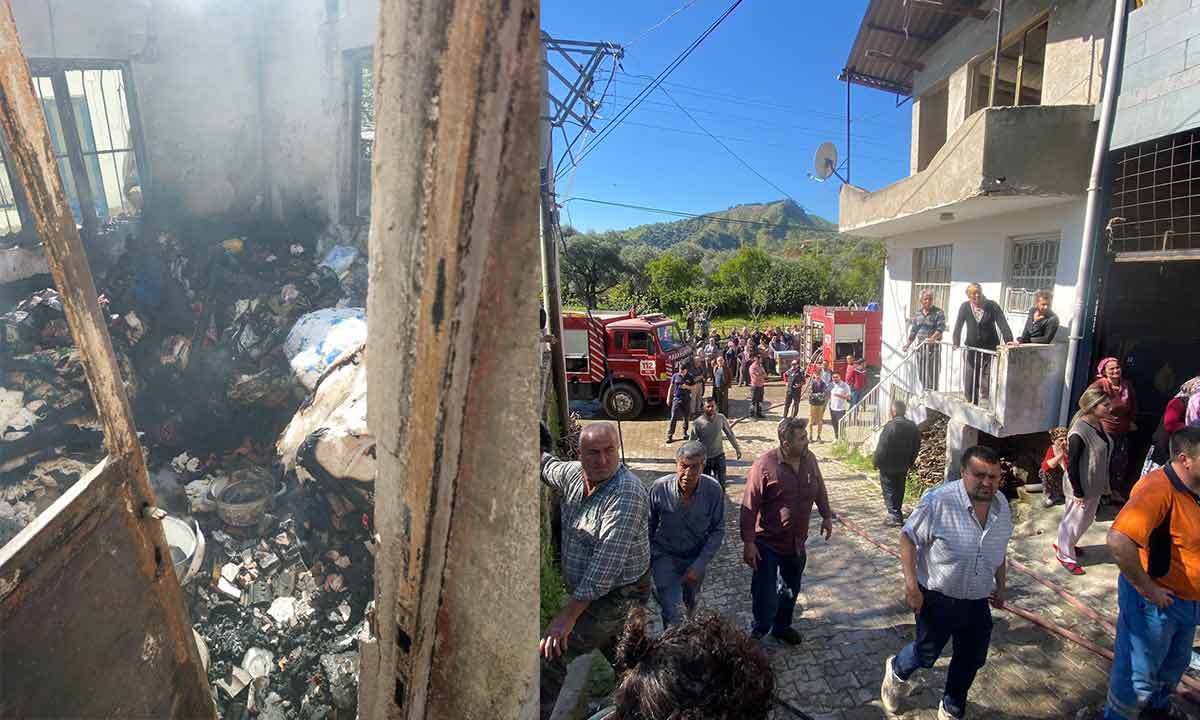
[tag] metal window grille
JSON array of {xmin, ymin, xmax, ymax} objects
[
  {"xmin": 912, "ymin": 244, "xmax": 953, "ymax": 314},
  {"xmin": 1004, "ymin": 232, "xmax": 1059, "ymax": 312},
  {"xmin": 1109, "ymin": 128, "xmax": 1200, "ymax": 254}
]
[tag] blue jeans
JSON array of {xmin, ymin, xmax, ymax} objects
[
  {"xmin": 880, "ymin": 471, "xmax": 906, "ymax": 521},
  {"xmin": 1105, "ymin": 574, "xmax": 1200, "ymax": 719},
  {"xmin": 652, "ymin": 554, "xmax": 704, "ymax": 628},
  {"xmin": 750, "ymin": 541, "xmax": 806, "ymax": 634},
  {"xmin": 893, "ymin": 587, "xmax": 992, "ymax": 719}
]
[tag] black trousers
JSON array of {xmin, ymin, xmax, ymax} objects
[
  {"xmin": 704, "ymin": 454, "xmax": 728, "ymax": 488},
  {"xmin": 963, "ymin": 352, "xmax": 991, "ymax": 405},
  {"xmin": 880, "ymin": 470, "xmax": 906, "ymax": 520},
  {"xmin": 783, "ymin": 390, "xmax": 803, "ymax": 418},
  {"xmin": 713, "ymin": 384, "xmax": 729, "ymax": 416}
]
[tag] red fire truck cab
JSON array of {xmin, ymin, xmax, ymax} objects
[{"xmin": 562, "ymin": 311, "xmax": 693, "ymax": 420}]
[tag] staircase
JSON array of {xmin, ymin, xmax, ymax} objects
[{"xmin": 837, "ymin": 347, "xmax": 924, "ymax": 451}]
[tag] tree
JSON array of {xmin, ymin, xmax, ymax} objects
[
  {"xmin": 647, "ymin": 253, "xmax": 701, "ymax": 314},
  {"xmin": 562, "ymin": 233, "xmax": 626, "ymax": 309},
  {"xmin": 715, "ymin": 245, "xmax": 773, "ymax": 322}
]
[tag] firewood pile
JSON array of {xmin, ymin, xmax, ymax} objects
[{"xmin": 912, "ymin": 415, "xmax": 948, "ymax": 490}]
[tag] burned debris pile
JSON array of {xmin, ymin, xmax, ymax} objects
[{"xmin": 0, "ymin": 218, "xmax": 375, "ymax": 717}]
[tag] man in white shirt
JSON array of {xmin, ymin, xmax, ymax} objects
[
  {"xmin": 827, "ymin": 373, "xmax": 853, "ymax": 442},
  {"xmin": 880, "ymin": 446, "xmax": 1013, "ymax": 720}
]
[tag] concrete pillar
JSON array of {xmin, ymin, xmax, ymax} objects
[{"xmin": 944, "ymin": 417, "xmax": 980, "ymax": 484}]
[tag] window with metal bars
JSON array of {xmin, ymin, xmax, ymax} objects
[
  {"xmin": 911, "ymin": 244, "xmax": 953, "ymax": 315},
  {"xmin": 1109, "ymin": 128, "xmax": 1200, "ymax": 256},
  {"xmin": 28, "ymin": 63, "xmax": 144, "ymax": 241},
  {"xmin": 1004, "ymin": 233, "xmax": 1059, "ymax": 313}
]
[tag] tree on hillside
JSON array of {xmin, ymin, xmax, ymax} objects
[
  {"xmin": 562, "ymin": 234, "xmax": 626, "ymax": 309},
  {"xmin": 833, "ymin": 243, "xmax": 885, "ymax": 305},
  {"xmin": 715, "ymin": 245, "xmax": 773, "ymax": 322},
  {"xmin": 647, "ymin": 253, "xmax": 701, "ymax": 314}
]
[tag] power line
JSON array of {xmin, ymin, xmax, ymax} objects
[
  {"xmin": 555, "ymin": 0, "xmax": 746, "ymax": 183},
  {"xmin": 613, "ymin": 70, "xmax": 894, "ymax": 127},
  {"xmin": 603, "ymin": 89, "xmax": 899, "ymax": 147},
  {"xmin": 624, "ymin": 0, "xmax": 701, "ymax": 49},
  {"xmin": 560, "ymin": 196, "xmax": 846, "ymax": 234},
  {"xmin": 656, "ymin": 85, "xmax": 801, "ymax": 205}
]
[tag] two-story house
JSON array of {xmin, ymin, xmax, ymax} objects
[{"xmin": 836, "ymin": 0, "xmax": 1114, "ymax": 475}]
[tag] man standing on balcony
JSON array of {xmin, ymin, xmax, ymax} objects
[
  {"xmin": 874, "ymin": 399, "xmax": 922, "ymax": 526},
  {"xmin": 1012, "ymin": 290, "xmax": 1059, "ymax": 345},
  {"xmin": 903, "ymin": 290, "xmax": 946, "ymax": 391},
  {"xmin": 952, "ymin": 283, "xmax": 1013, "ymax": 405}
]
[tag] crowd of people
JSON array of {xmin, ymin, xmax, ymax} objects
[{"xmin": 538, "ymin": 302, "xmax": 1200, "ymax": 719}]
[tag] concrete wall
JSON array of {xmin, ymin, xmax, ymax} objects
[
  {"xmin": 879, "ymin": 199, "xmax": 1087, "ymax": 373},
  {"xmin": 9, "ymin": 0, "xmax": 378, "ymax": 225},
  {"xmin": 909, "ymin": 0, "xmax": 1111, "ymax": 168},
  {"xmin": 1112, "ymin": 0, "xmax": 1200, "ymax": 149}
]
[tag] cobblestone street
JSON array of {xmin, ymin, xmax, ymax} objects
[{"xmin": 579, "ymin": 379, "xmax": 1200, "ymax": 719}]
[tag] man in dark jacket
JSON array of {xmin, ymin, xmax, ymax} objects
[
  {"xmin": 874, "ymin": 400, "xmax": 922, "ymax": 525},
  {"xmin": 1013, "ymin": 289, "xmax": 1059, "ymax": 345},
  {"xmin": 952, "ymin": 283, "xmax": 1013, "ymax": 405}
]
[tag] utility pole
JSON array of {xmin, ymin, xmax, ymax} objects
[
  {"xmin": 540, "ymin": 34, "xmax": 622, "ymax": 435},
  {"xmin": 363, "ymin": 0, "xmax": 540, "ymax": 718}
]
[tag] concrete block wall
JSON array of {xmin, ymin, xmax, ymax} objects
[{"xmin": 1112, "ymin": 0, "xmax": 1200, "ymax": 148}]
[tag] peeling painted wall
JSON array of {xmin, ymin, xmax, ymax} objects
[{"xmin": 8, "ymin": 0, "xmax": 378, "ymax": 225}]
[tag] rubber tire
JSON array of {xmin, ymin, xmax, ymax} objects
[{"xmin": 602, "ymin": 382, "xmax": 645, "ymax": 421}]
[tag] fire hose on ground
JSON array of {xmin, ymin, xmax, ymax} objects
[{"xmin": 832, "ymin": 510, "xmax": 1200, "ymax": 708}]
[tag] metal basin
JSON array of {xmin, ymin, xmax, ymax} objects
[
  {"xmin": 161, "ymin": 515, "xmax": 205, "ymax": 585},
  {"xmin": 215, "ymin": 467, "xmax": 275, "ymax": 526}
]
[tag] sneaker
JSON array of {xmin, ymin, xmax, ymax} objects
[
  {"xmin": 665, "ymin": 437, "xmax": 674, "ymax": 444},
  {"xmin": 938, "ymin": 700, "xmax": 962, "ymax": 719},
  {"xmin": 771, "ymin": 627, "xmax": 802, "ymax": 645},
  {"xmin": 880, "ymin": 655, "xmax": 908, "ymax": 714},
  {"xmin": 886, "ymin": 515, "xmax": 904, "ymax": 527},
  {"xmin": 750, "ymin": 629, "xmax": 764, "ymax": 641}
]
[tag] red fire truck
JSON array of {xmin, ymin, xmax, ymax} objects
[
  {"xmin": 807, "ymin": 306, "xmax": 883, "ymax": 377},
  {"xmin": 562, "ymin": 310, "xmax": 694, "ymax": 420}
]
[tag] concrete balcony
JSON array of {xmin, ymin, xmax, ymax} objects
[
  {"xmin": 915, "ymin": 342, "xmax": 1068, "ymax": 438},
  {"xmin": 839, "ymin": 105, "xmax": 1097, "ymax": 238}
]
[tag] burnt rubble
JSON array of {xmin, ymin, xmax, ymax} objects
[{"xmin": 0, "ymin": 216, "xmax": 375, "ymax": 717}]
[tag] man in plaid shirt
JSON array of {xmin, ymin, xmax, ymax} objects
[{"xmin": 539, "ymin": 422, "xmax": 651, "ymax": 720}]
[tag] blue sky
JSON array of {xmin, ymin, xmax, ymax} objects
[{"xmin": 541, "ymin": 0, "xmax": 913, "ymax": 232}]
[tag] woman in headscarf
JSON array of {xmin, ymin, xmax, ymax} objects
[
  {"xmin": 1088, "ymin": 357, "xmax": 1137, "ymax": 503},
  {"xmin": 1141, "ymin": 376, "xmax": 1200, "ymax": 476},
  {"xmin": 1054, "ymin": 387, "xmax": 1115, "ymax": 575}
]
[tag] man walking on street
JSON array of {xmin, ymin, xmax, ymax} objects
[
  {"xmin": 1104, "ymin": 427, "xmax": 1200, "ymax": 720},
  {"xmin": 540, "ymin": 423, "xmax": 652, "ymax": 720},
  {"xmin": 712, "ymin": 355, "xmax": 731, "ymax": 416},
  {"xmin": 666, "ymin": 362, "xmax": 692, "ymax": 444},
  {"xmin": 873, "ymin": 400, "xmax": 921, "ymax": 525},
  {"xmin": 741, "ymin": 417, "xmax": 834, "ymax": 645},
  {"xmin": 749, "ymin": 355, "xmax": 767, "ymax": 419},
  {"xmin": 649, "ymin": 441, "xmax": 725, "ymax": 628},
  {"xmin": 783, "ymin": 359, "xmax": 806, "ymax": 419},
  {"xmin": 880, "ymin": 445, "xmax": 1012, "ymax": 720},
  {"xmin": 690, "ymin": 397, "xmax": 742, "ymax": 489}
]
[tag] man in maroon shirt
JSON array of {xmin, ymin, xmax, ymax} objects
[{"xmin": 740, "ymin": 417, "xmax": 834, "ymax": 643}]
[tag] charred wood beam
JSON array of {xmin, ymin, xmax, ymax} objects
[
  {"xmin": 364, "ymin": 1, "xmax": 540, "ymax": 719},
  {"xmin": 0, "ymin": 2, "xmax": 214, "ymax": 716}
]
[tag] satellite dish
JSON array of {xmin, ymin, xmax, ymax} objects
[{"xmin": 813, "ymin": 142, "xmax": 839, "ymax": 181}]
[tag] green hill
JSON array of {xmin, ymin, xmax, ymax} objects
[{"xmin": 613, "ymin": 199, "xmax": 837, "ymax": 252}]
